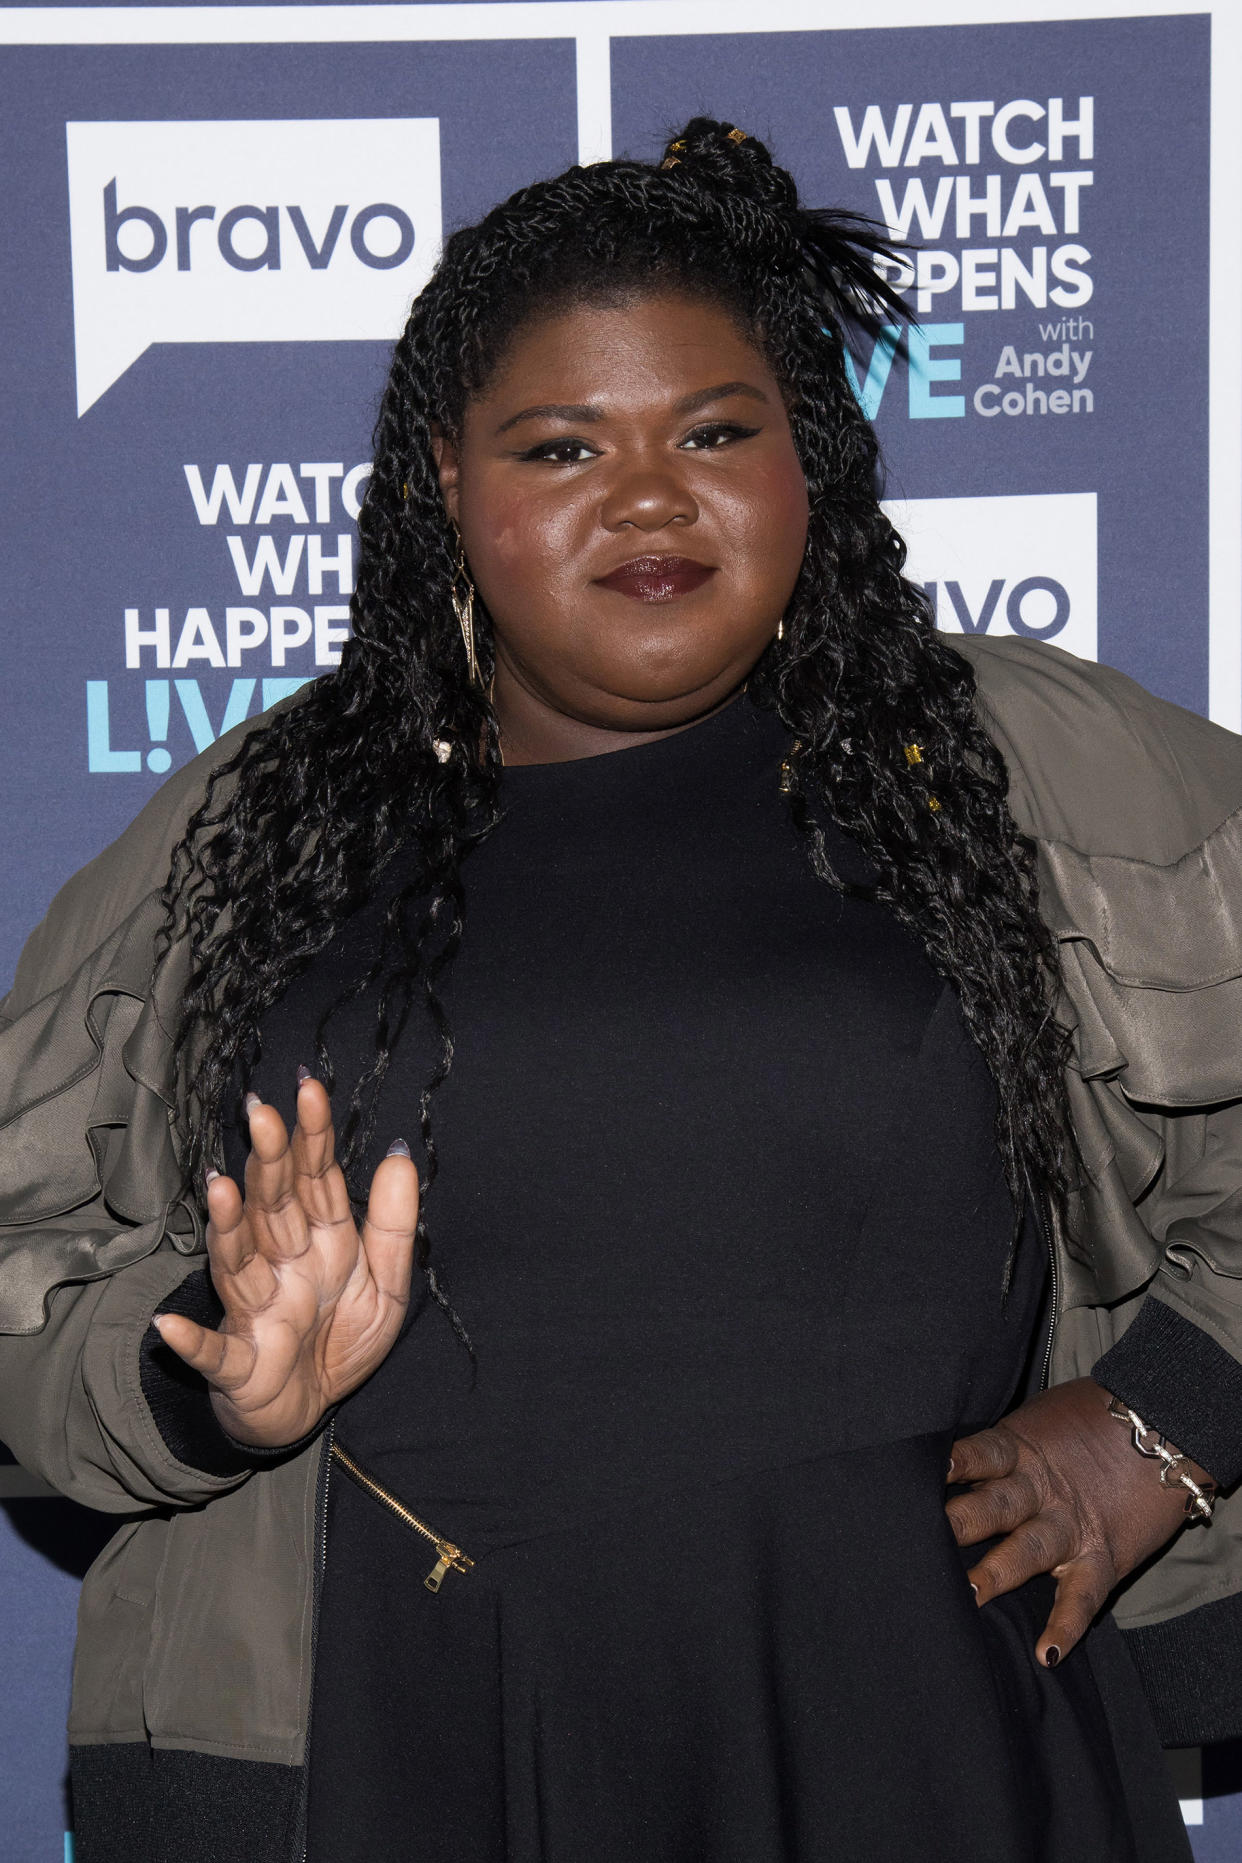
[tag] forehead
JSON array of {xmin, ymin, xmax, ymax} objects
[{"xmin": 471, "ymin": 292, "xmax": 772, "ymax": 415}]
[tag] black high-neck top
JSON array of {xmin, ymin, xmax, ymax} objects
[{"xmin": 230, "ymin": 694, "xmax": 1189, "ymax": 1863}]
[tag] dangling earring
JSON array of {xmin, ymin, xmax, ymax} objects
[
  {"xmin": 451, "ymin": 532, "xmax": 481, "ymax": 688},
  {"xmin": 776, "ymin": 616, "xmax": 785, "ymax": 643}
]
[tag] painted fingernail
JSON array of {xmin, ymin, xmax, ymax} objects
[
  {"xmin": 296, "ymin": 1064, "xmax": 313, "ymax": 1085},
  {"xmin": 386, "ymin": 1137, "xmax": 412, "ymax": 1158},
  {"xmin": 1044, "ymin": 1645, "xmax": 1061, "ymax": 1669},
  {"xmin": 204, "ymin": 1168, "xmax": 220, "ymax": 1186},
  {"xmin": 244, "ymin": 1092, "xmax": 261, "ymax": 1116}
]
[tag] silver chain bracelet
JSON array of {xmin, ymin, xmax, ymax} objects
[{"xmin": 1107, "ymin": 1396, "xmax": 1218, "ymax": 1524}]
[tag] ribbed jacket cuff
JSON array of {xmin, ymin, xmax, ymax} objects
[
  {"xmin": 1091, "ymin": 1296, "xmax": 1242, "ymax": 1488},
  {"xmin": 142, "ymin": 1269, "xmax": 328, "ymax": 1475},
  {"xmin": 1122, "ymin": 1587, "xmax": 1242, "ymax": 1746}
]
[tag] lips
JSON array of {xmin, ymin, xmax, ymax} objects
[{"xmin": 594, "ymin": 555, "xmax": 715, "ymax": 602}]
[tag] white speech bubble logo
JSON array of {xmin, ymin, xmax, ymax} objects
[
  {"xmin": 882, "ymin": 491, "xmax": 1098, "ymax": 661},
  {"xmin": 66, "ymin": 118, "xmax": 442, "ymax": 415}
]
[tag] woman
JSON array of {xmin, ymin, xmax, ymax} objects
[{"xmin": 2, "ymin": 119, "xmax": 1241, "ymax": 1862}]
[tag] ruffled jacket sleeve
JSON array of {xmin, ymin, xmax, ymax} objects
[
  {"xmin": 1044, "ymin": 826, "xmax": 1242, "ymax": 1486},
  {"xmin": 955, "ymin": 636, "xmax": 1242, "ymax": 1732},
  {"xmin": 0, "ymin": 728, "xmax": 252, "ymax": 1511}
]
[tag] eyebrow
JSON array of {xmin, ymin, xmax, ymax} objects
[{"xmin": 494, "ymin": 380, "xmax": 770, "ymax": 436}]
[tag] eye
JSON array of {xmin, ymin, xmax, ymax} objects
[
  {"xmin": 517, "ymin": 437, "xmax": 601, "ymax": 464},
  {"xmin": 680, "ymin": 421, "xmax": 761, "ymax": 451}
]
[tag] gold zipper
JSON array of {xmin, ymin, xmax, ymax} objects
[{"xmin": 330, "ymin": 1440, "xmax": 475, "ymax": 1592}]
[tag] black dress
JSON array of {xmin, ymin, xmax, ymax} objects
[{"xmin": 233, "ymin": 695, "xmax": 1192, "ymax": 1862}]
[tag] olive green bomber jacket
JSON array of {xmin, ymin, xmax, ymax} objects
[{"xmin": 2, "ymin": 632, "xmax": 1242, "ymax": 1784}]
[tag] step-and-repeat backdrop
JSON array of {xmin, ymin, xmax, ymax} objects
[{"xmin": 1, "ymin": 2, "xmax": 1239, "ymax": 1856}]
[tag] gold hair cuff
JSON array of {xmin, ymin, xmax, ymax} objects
[{"xmin": 661, "ymin": 128, "xmax": 747, "ymax": 170}]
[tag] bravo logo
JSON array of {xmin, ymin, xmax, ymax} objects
[
  {"xmin": 881, "ymin": 492, "xmax": 1097, "ymax": 660},
  {"xmin": 66, "ymin": 119, "xmax": 442, "ymax": 415}
]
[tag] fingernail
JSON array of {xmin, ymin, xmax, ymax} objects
[
  {"xmin": 386, "ymin": 1137, "xmax": 412, "ymax": 1158},
  {"xmin": 947, "ymin": 1457, "xmax": 955, "ymax": 1479},
  {"xmin": 204, "ymin": 1168, "xmax": 220, "ymax": 1186},
  {"xmin": 296, "ymin": 1064, "xmax": 313, "ymax": 1086},
  {"xmin": 969, "ymin": 1582, "xmax": 979, "ymax": 1600},
  {"xmin": 1044, "ymin": 1645, "xmax": 1061, "ymax": 1669},
  {"xmin": 244, "ymin": 1093, "xmax": 261, "ymax": 1116}
]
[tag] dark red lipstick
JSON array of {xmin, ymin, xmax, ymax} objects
[{"xmin": 594, "ymin": 555, "xmax": 714, "ymax": 602}]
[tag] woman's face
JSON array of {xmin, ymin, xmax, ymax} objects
[{"xmin": 434, "ymin": 291, "xmax": 810, "ymax": 763}]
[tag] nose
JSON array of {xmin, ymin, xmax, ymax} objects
[{"xmin": 599, "ymin": 458, "xmax": 699, "ymax": 532}]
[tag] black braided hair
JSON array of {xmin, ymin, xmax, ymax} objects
[{"xmin": 161, "ymin": 117, "xmax": 1075, "ymax": 1338}]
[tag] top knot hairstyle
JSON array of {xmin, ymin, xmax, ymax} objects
[{"xmin": 163, "ymin": 119, "xmax": 1075, "ymax": 1337}]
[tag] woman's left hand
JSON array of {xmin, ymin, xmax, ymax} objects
[{"xmin": 946, "ymin": 1377, "xmax": 1213, "ymax": 1667}]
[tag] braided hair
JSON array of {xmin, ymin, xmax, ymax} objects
[{"xmin": 162, "ymin": 118, "xmax": 1075, "ymax": 1336}]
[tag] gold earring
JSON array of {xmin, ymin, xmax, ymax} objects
[
  {"xmin": 776, "ymin": 616, "xmax": 785, "ymax": 643},
  {"xmin": 451, "ymin": 534, "xmax": 481, "ymax": 688}
]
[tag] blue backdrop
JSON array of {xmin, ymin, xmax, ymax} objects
[{"xmin": 1, "ymin": 2, "xmax": 1239, "ymax": 1855}]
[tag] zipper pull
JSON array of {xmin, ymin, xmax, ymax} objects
[{"xmin": 424, "ymin": 1541, "xmax": 474, "ymax": 1592}]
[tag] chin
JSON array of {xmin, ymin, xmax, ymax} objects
[
  {"xmin": 591, "ymin": 635, "xmax": 746, "ymax": 705},
  {"xmin": 593, "ymin": 657, "xmax": 733, "ymax": 709},
  {"xmin": 581, "ymin": 684, "xmax": 738, "ymax": 735}
]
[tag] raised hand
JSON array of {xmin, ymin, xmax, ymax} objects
[
  {"xmin": 945, "ymin": 1376, "xmax": 1216, "ymax": 1668},
  {"xmin": 154, "ymin": 1074, "xmax": 419, "ymax": 1449}
]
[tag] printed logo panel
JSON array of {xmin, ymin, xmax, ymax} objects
[
  {"xmin": 66, "ymin": 118, "xmax": 442, "ymax": 413},
  {"xmin": 85, "ymin": 455, "xmax": 370, "ymax": 774},
  {"xmin": 610, "ymin": 14, "xmax": 1209, "ymax": 716},
  {"xmin": 2, "ymin": 33, "xmax": 578, "ymax": 975},
  {"xmin": 883, "ymin": 492, "xmax": 1097, "ymax": 660}
]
